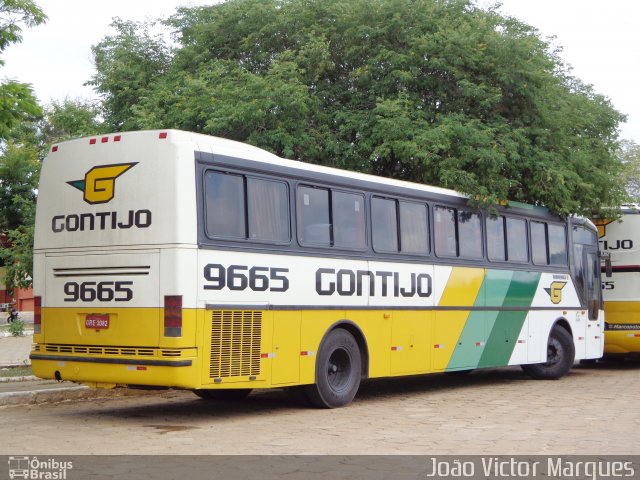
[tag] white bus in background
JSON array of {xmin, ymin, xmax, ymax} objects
[{"xmin": 597, "ymin": 207, "xmax": 640, "ymax": 357}]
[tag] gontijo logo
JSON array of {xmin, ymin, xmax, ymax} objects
[
  {"xmin": 545, "ymin": 281, "xmax": 567, "ymax": 305},
  {"xmin": 67, "ymin": 162, "xmax": 137, "ymax": 204}
]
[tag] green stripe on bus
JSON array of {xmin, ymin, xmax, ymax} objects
[
  {"xmin": 447, "ymin": 270, "xmax": 514, "ymax": 370},
  {"xmin": 477, "ymin": 270, "xmax": 541, "ymax": 368}
]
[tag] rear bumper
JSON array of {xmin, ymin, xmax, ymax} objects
[
  {"xmin": 30, "ymin": 353, "xmax": 192, "ymax": 367},
  {"xmin": 30, "ymin": 347, "xmax": 200, "ymax": 389}
]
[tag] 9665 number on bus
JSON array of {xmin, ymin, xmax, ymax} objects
[
  {"xmin": 203, "ymin": 264, "xmax": 289, "ymax": 292},
  {"xmin": 63, "ymin": 281, "xmax": 134, "ymax": 302}
]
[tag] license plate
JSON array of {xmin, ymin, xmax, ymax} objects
[{"xmin": 85, "ymin": 314, "xmax": 109, "ymax": 329}]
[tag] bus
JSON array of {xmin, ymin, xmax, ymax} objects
[
  {"xmin": 30, "ymin": 130, "xmax": 604, "ymax": 408},
  {"xmin": 597, "ymin": 207, "xmax": 640, "ymax": 357}
]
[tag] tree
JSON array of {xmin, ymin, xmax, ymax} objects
[
  {"xmin": 89, "ymin": 0, "xmax": 626, "ymax": 217},
  {"xmin": 0, "ymin": 0, "xmax": 46, "ymax": 291},
  {"xmin": 0, "ymin": 140, "xmax": 39, "ymax": 291},
  {"xmin": 619, "ymin": 141, "xmax": 640, "ymax": 203},
  {"xmin": 87, "ymin": 18, "xmax": 171, "ymax": 132},
  {"xmin": 0, "ymin": 100, "xmax": 103, "ymax": 290},
  {"xmin": 33, "ymin": 99, "xmax": 104, "ymax": 157},
  {"xmin": 0, "ymin": 0, "xmax": 46, "ymax": 139}
]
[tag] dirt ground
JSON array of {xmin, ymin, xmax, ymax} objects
[{"xmin": 1, "ymin": 361, "xmax": 639, "ymax": 455}]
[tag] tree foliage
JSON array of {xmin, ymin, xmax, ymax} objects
[
  {"xmin": 619, "ymin": 141, "xmax": 640, "ymax": 203},
  {"xmin": 87, "ymin": 18, "xmax": 171, "ymax": 132},
  {"xmin": 0, "ymin": 100, "xmax": 103, "ymax": 290},
  {"xmin": 88, "ymin": 0, "xmax": 626, "ymax": 217},
  {"xmin": 0, "ymin": 0, "xmax": 46, "ymax": 54},
  {"xmin": 0, "ymin": 0, "xmax": 46, "ymax": 139},
  {"xmin": 0, "ymin": 139, "xmax": 39, "ymax": 290}
]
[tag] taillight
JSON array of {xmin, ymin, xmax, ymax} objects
[
  {"xmin": 164, "ymin": 295, "xmax": 182, "ymax": 337},
  {"xmin": 34, "ymin": 296, "xmax": 42, "ymax": 334}
]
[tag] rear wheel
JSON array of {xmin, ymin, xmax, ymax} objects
[
  {"xmin": 193, "ymin": 389, "xmax": 252, "ymax": 401},
  {"xmin": 304, "ymin": 329, "xmax": 361, "ymax": 408},
  {"xmin": 522, "ymin": 326, "xmax": 575, "ymax": 380}
]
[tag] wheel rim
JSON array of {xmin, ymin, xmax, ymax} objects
[
  {"xmin": 545, "ymin": 336, "xmax": 562, "ymax": 366},
  {"xmin": 327, "ymin": 348, "xmax": 352, "ymax": 392}
]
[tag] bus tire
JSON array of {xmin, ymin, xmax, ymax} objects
[
  {"xmin": 193, "ymin": 389, "xmax": 252, "ymax": 401},
  {"xmin": 304, "ymin": 328, "xmax": 361, "ymax": 408},
  {"xmin": 522, "ymin": 326, "xmax": 575, "ymax": 380}
]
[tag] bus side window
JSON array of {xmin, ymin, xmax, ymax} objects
[
  {"xmin": 506, "ymin": 217, "xmax": 528, "ymax": 262},
  {"xmin": 372, "ymin": 197, "xmax": 399, "ymax": 252},
  {"xmin": 399, "ymin": 201, "xmax": 429, "ymax": 254},
  {"xmin": 531, "ymin": 221, "xmax": 548, "ymax": 265},
  {"xmin": 548, "ymin": 224, "xmax": 568, "ymax": 265},
  {"xmin": 434, "ymin": 206, "xmax": 457, "ymax": 257},
  {"xmin": 333, "ymin": 191, "xmax": 366, "ymax": 249},
  {"xmin": 297, "ymin": 186, "xmax": 330, "ymax": 245},
  {"xmin": 458, "ymin": 210, "xmax": 483, "ymax": 259},
  {"xmin": 486, "ymin": 215, "xmax": 506, "ymax": 261},
  {"xmin": 247, "ymin": 178, "xmax": 290, "ymax": 242},
  {"xmin": 205, "ymin": 171, "xmax": 246, "ymax": 239}
]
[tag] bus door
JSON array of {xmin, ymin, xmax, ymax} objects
[{"xmin": 584, "ymin": 247, "xmax": 603, "ymax": 358}]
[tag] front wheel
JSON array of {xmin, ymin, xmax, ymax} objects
[
  {"xmin": 304, "ymin": 329, "xmax": 361, "ymax": 408},
  {"xmin": 522, "ymin": 326, "xmax": 575, "ymax": 380}
]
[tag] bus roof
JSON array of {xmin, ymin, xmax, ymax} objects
[{"xmin": 51, "ymin": 129, "xmax": 555, "ymax": 217}]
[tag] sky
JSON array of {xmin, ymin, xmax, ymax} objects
[{"xmin": 1, "ymin": 0, "xmax": 639, "ymax": 144}]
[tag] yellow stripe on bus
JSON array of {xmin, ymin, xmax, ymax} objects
[{"xmin": 432, "ymin": 267, "xmax": 485, "ymax": 371}]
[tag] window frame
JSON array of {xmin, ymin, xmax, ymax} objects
[
  {"xmin": 371, "ymin": 195, "xmax": 431, "ymax": 256},
  {"xmin": 296, "ymin": 183, "xmax": 368, "ymax": 252},
  {"xmin": 434, "ymin": 205, "xmax": 484, "ymax": 260},
  {"xmin": 530, "ymin": 220, "xmax": 568, "ymax": 266},
  {"xmin": 485, "ymin": 215, "xmax": 529, "ymax": 264},
  {"xmin": 203, "ymin": 168, "xmax": 292, "ymax": 245}
]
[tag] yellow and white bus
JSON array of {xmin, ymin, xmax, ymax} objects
[
  {"xmin": 597, "ymin": 207, "xmax": 640, "ymax": 357},
  {"xmin": 31, "ymin": 130, "xmax": 604, "ymax": 407}
]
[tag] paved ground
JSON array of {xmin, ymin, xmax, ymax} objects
[
  {"xmin": 0, "ymin": 310, "xmax": 34, "ymax": 367},
  {"xmin": 0, "ymin": 335, "xmax": 32, "ymax": 367},
  {"xmin": 1, "ymin": 360, "xmax": 638, "ymax": 455}
]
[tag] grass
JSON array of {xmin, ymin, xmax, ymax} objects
[
  {"xmin": 0, "ymin": 365, "xmax": 33, "ymax": 378},
  {"xmin": 0, "ymin": 320, "xmax": 32, "ymax": 335}
]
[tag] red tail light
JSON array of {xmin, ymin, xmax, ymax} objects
[
  {"xmin": 34, "ymin": 296, "xmax": 42, "ymax": 334},
  {"xmin": 164, "ymin": 295, "xmax": 182, "ymax": 337}
]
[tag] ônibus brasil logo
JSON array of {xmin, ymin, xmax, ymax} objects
[
  {"xmin": 8, "ymin": 456, "xmax": 73, "ymax": 479},
  {"xmin": 67, "ymin": 163, "xmax": 137, "ymax": 204}
]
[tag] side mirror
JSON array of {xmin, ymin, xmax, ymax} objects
[{"xmin": 601, "ymin": 252, "xmax": 612, "ymax": 278}]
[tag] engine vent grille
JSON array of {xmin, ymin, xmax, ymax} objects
[
  {"xmin": 209, "ymin": 310, "xmax": 262, "ymax": 378},
  {"xmin": 44, "ymin": 344, "xmax": 155, "ymax": 356}
]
